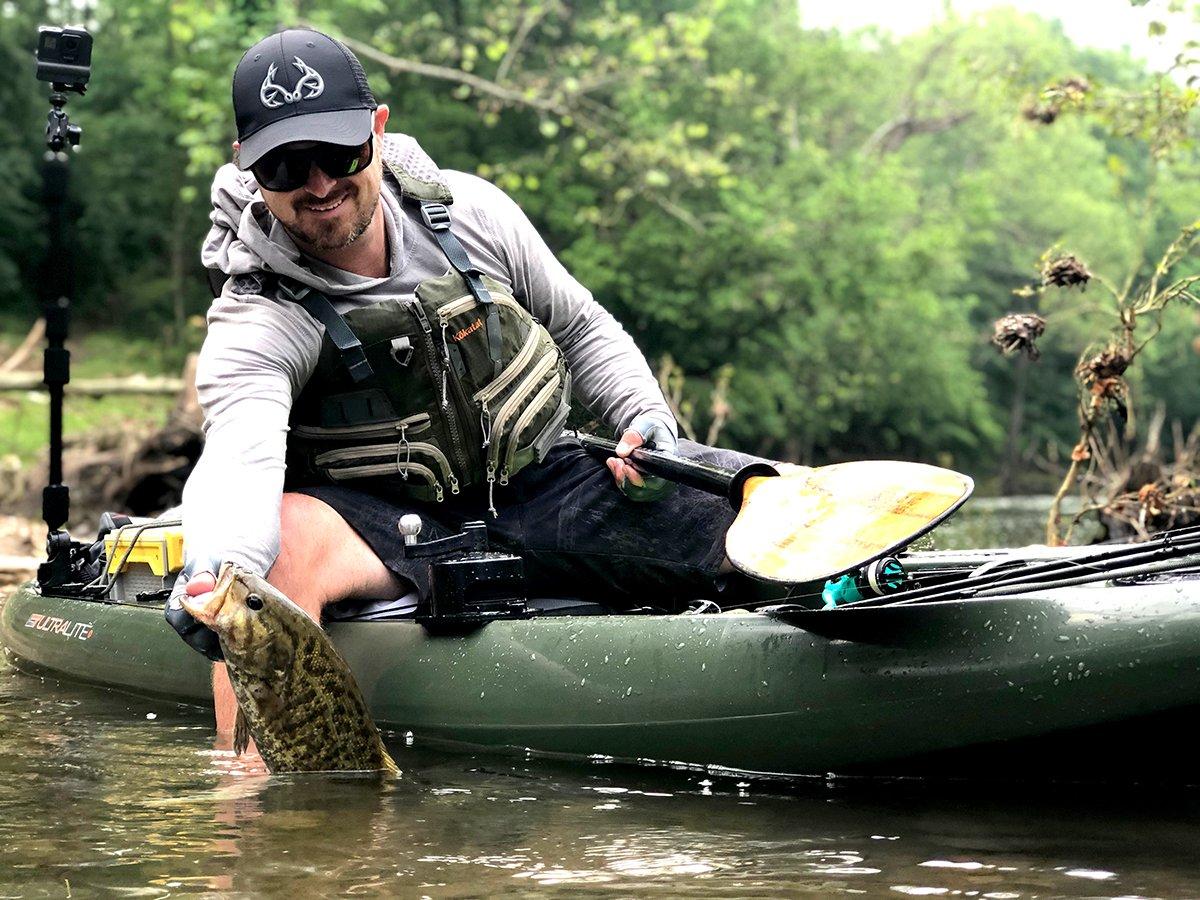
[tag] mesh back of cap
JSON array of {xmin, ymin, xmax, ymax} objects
[{"xmin": 332, "ymin": 37, "xmax": 377, "ymax": 108}]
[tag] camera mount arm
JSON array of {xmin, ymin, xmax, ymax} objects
[{"xmin": 34, "ymin": 25, "xmax": 91, "ymax": 590}]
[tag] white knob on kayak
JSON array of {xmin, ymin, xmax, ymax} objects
[{"xmin": 399, "ymin": 514, "xmax": 422, "ymax": 546}]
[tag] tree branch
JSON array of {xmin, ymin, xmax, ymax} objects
[
  {"xmin": 496, "ymin": 2, "xmax": 549, "ymax": 85},
  {"xmin": 333, "ymin": 30, "xmax": 568, "ymax": 118},
  {"xmin": 860, "ymin": 111, "xmax": 973, "ymax": 155}
]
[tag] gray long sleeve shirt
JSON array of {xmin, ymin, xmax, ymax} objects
[{"xmin": 183, "ymin": 133, "xmax": 673, "ymax": 577}]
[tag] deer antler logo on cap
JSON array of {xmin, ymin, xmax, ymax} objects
[{"xmin": 260, "ymin": 56, "xmax": 325, "ymax": 109}]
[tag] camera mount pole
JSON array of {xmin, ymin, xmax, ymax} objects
[{"xmin": 37, "ymin": 83, "xmax": 82, "ymax": 586}]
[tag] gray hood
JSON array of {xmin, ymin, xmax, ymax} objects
[{"xmin": 200, "ymin": 133, "xmax": 448, "ymax": 296}]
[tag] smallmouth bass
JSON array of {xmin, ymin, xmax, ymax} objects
[{"xmin": 180, "ymin": 563, "xmax": 399, "ymax": 775}]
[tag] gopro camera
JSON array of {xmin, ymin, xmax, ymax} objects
[{"xmin": 35, "ymin": 25, "xmax": 92, "ymax": 92}]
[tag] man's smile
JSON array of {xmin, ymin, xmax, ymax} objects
[{"xmin": 300, "ymin": 192, "xmax": 349, "ymax": 216}]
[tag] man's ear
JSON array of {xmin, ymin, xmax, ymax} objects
[
  {"xmin": 373, "ymin": 105, "xmax": 389, "ymax": 135},
  {"xmin": 232, "ymin": 140, "xmax": 240, "ymax": 166}
]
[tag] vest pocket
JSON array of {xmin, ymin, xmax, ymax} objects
[
  {"xmin": 473, "ymin": 326, "xmax": 540, "ymax": 404},
  {"xmin": 436, "ymin": 292, "xmax": 532, "ymax": 393},
  {"xmin": 503, "ymin": 368, "xmax": 571, "ymax": 479},
  {"xmin": 485, "ymin": 351, "xmax": 559, "ymax": 473},
  {"xmin": 325, "ymin": 460, "xmax": 446, "ymax": 502},
  {"xmin": 292, "ymin": 412, "xmax": 432, "ymax": 442},
  {"xmin": 314, "ymin": 439, "xmax": 456, "ymax": 492}
]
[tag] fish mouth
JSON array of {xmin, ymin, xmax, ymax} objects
[
  {"xmin": 178, "ymin": 589, "xmax": 225, "ymax": 630},
  {"xmin": 177, "ymin": 564, "xmax": 241, "ymax": 631}
]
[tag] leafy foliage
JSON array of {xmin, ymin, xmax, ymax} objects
[{"xmin": 0, "ymin": 0, "xmax": 1197, "ymax": 478}]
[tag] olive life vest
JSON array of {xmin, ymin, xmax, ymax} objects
[{"xmin": 223, "ymin": 141, "xmax": 571, "ymax": 513}]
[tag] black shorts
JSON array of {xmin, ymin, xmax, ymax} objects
[{"xmin": 297, "ymin": 436, "xmax": 766, "ymax": 609}]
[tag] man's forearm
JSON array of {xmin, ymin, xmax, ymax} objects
[
  {"xmin": 557, "ymin": 306, "xmax": 676, "ymax": 436},
  {"xmin": 181, "ymin": 425, "xmax": 287, "ymax": 578}
]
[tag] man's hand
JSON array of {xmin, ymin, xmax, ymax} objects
[
  {"xmin": 606, "ymin": 413, "xmax": 678, "ymax": 502},
  {"xmin": 165, "ymin": 562, "xmax": 224, "ymax": 661}
]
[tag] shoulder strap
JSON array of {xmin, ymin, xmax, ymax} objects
[
  {"xmin": 378, "ymin": 135, "xmax": 501, "ymax": 377},
  {"xmin": 278, "ymin": 280, "xmax": 375, "ymax": 384},
  {"xmin": 206, "ymin": 268, "xmax": 227, "ymax": 298},
  {"xmin": 413, "ymin": 200, "xmax": 503, "ymax": 380}
]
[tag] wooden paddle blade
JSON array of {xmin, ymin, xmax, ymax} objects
[{"xmin": 725, "ymin": 461, "xmax": 973, "ymax": 583}]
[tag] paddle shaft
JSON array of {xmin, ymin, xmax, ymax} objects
[{"xmin": 575, "ymin": 432, "xmax": 778, "ymax": 509}]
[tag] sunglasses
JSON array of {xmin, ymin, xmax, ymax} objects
[{"xmin": 250, "ymin": 139, "xmax": 374, "ymax": 192}]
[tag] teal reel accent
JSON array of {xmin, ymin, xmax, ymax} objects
[{"xmin": 822, "ymin": 557, "xmax": 905, "ymax": 609}]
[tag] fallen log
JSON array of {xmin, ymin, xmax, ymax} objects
[
  {"xmin": 11, "ymin": 355, "xmax": 203, "ymax": 530},
  {"xmin": 0, "ymin": 555, "xmax": 40, "ymax": 575},
  {"xmin": 0, "ymin": 372, "xmax": 184, "ymax": 396},
  {"xmin": 0, "ymin": 319, "xmax": 46, "ymax": 374}
]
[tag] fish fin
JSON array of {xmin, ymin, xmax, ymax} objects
[
  {"xmin": 382, "ymin": 750, "xmax": 401, "ymax": 776},
  {"xmin": 233, "ymin": 708, "xmax": 250, "ymax": 756}
]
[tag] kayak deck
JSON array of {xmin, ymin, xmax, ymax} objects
[{"xmin": 4, "ymin": 575, "xmax": 1200, "ymax": 776}]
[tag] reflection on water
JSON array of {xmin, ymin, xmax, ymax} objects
[
  {"xmin": 2, "ymin": 498, "xmax": 1199, "ymax": 896},
  {"xmin": 3, "ymin": 670, "xmax": 1200, "ymax": 896}
]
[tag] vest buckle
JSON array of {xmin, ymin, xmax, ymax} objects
[
  {"xmin": 420, "ymin": 202, "xmax": 452, "ymax": 232},
  {"xmin": 390, "ymin": 336, "xmax": 413, "ymax": 367}
]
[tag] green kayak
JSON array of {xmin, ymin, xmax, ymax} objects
[{"xmin": 3, "ymin": 543, "xmax": 1200, "ymax": 777}]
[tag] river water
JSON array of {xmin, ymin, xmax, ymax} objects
[{"xmin": 2, "ymin": 498, "xmax": 1198, "ymax": 897}]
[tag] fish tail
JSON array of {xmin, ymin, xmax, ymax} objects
[{"xmin": 233, "ymin": 708, "xmax": 251, "ymax": 756}]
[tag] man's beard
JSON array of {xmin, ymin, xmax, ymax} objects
[{"xmin": 282, "ymin": 188, "xmax": 379, "ymax": 253}]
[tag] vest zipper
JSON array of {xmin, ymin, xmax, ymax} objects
[
  {"xmin": 411, "ymin": 301, "xmax": 470, "ymax": 478},
  {"xmin": 315, "ymin": 441, "xmax": 456, "ymax": 488},
  {"xmin": 397, "ymin": 422, "xmax": 411, "ymax": 479},
  {"xmin": 473, "ymin": 326, "xmax": 539, "ymax": 404},
  {"xmin": 503, "ymin": 371, "xmax": 564, "ymax": 480},
  {"xmin": 437, "ymin": 292, "xmax": 525, "ymax": 321},
  {"xmin": 326, "ymin": 460, "xmax": 444, "ymax": 501},
  {"xmin": 438, "ymin": 321, "xmax": 452, "ymax": 409},
  {"xmin": 291, "ymin": 413, "xmax": 432, "ymax": 441},
  {"xmin": 487, "ymin": 349, "xmax": 559, "ymax": 478}
]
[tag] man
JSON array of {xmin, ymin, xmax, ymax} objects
[{"xmin": 169, "ymin": 28, "xmax": 756, "ymax": 737}]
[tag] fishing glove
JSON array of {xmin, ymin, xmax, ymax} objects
[
  {"xmin": 616, "ymin": 413, "xmax": 679, "ymax": 503},
  {"xmin": 165, "ymin": 561, "xmax": 224, "ymax": 662}
]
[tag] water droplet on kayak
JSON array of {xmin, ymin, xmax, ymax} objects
[
  {"xmin": 701, "ymin": 662, "xmax": 706, "ymax": 671},
  {"xmin": 1056, "ymin": 635, "xmax": 1070, "ymax": 642},
  {"xmin": 625, "ymin": 686, "xmax": 632, "ymax": 696}
]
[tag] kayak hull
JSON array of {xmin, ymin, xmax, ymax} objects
[{"xmin": 3, "ymin": 579, "xmax": 1199, "ymax": 776}]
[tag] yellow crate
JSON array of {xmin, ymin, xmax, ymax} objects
[{"xmin": 104, "ymin": 525, "xmax": 185, "ymax": 577}]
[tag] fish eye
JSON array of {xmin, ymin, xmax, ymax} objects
[{"xmin": 245, "ymin": 593, "xmax": 264, "ymax": 611}]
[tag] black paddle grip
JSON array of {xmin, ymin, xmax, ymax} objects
[{"xmin": 575, "ymin": 432, "xmax": 777, "ymax": 509}]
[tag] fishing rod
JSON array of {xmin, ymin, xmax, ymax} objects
[
  {"xmin": 835, "ymin": 525, "xmax": 1200, "ymax": 610},
  {"xmin": 756, "ymin": 524, "xmax": 1200, "ymax": 611}
]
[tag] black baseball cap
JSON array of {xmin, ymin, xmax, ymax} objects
[{"xmin": 232, "ymin": 28, "xmax": 377, "ymax": 171}]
